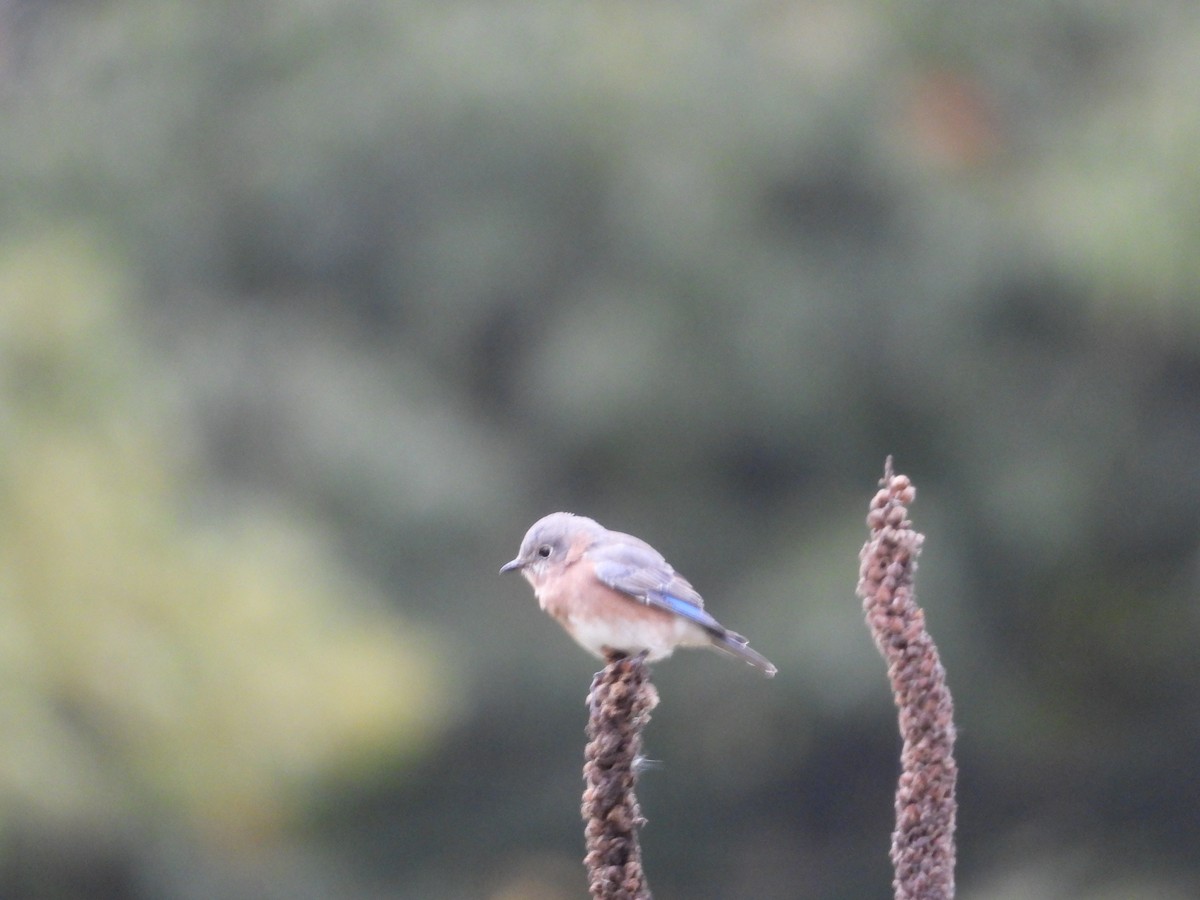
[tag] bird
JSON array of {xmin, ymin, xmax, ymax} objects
[{"xmin": 500, "ymin": 512, "xmax": 777, "ymax": 677}]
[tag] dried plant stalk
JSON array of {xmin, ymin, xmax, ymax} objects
[
  {"xmin": 857, "ymin": 458, "xmax": 958, "ymax": 900},
  {"xmin": 581, "ymin": 652, "xmax": 658, "ymax": 900}
]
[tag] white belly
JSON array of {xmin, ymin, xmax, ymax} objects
[{"xmin": 566, "ymin": 611, "xmax": 707, "ymax": 661}]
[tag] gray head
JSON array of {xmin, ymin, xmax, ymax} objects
[{"xmin": 499, "ymin": 512, "xmax": 604, "ymax": 577}]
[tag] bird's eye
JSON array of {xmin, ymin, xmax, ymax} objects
[{"xmin": 537, "ymin": 544, "xmax": 553, "ymax": 558}]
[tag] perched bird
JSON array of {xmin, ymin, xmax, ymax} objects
[{"xmin": 500, "ymin": 512, "xmax": 777, "ymax": 676}]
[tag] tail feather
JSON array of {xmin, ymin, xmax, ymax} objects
[{"xmin": 710, "ymin": 630, "xmax": 777, "ymax": 677}]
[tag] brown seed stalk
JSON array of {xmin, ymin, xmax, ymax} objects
[
  {"xmin": 858, "ymin": 458, "xmax": 958, "ymax": 900},
  {"xmin": 581, "ymin": 652, "xmax": 659, "ymax": 900}
]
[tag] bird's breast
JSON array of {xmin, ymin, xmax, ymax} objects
[{"xmin": 534, "ymin": 565, "xmax": 707, "ymax": 660}]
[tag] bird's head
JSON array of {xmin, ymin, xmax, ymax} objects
[{"xmin": 499, "ymin": 511, "xmax": 601, "ymax": 580}]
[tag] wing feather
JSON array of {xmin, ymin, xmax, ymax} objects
[{"xmin": 588, "ymin": 533, "xmax": 721, "ymax": 632}]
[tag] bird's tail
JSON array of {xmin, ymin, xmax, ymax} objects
[{"xmin": 710, "ymin": 629, "xmax": 777, "ymax": 677}]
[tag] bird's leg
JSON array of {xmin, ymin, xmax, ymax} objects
[
  {"xmin": 595, "ymin": 647, "xmax": 628, "ymax": 679},
  {"xmin": 590, "ymin": 649, "xmax": 626, "ymax": 716},
  {"xmin": 588, "ymin": 649, "xmax": 650, "ymax": 715}
]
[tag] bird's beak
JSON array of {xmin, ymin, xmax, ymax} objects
[{"xmin": 499, "ymin": 557, "xmax": 524, "ymax": 574}]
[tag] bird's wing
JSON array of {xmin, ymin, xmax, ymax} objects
[
  {"xmin": 590, "ymin": 530, "xmax": 778, "ymax": 677},
  {"xmin": 588, "ymin": 533, "xmax": 725, "ymax": 633}
]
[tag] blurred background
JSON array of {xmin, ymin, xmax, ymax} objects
[{"xmin": 2, "ymin": 1, "xmax": 1199, "ymax": 898}]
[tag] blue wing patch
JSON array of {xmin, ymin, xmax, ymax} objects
[{"xmin": 655, "ymin": 593, "xmax": 723, "ymax": 633}]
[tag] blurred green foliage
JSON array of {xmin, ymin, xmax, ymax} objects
[
  {"xmin": 0, "ymin": 229, "xmax": 455, "ymax": 848},
  {"xmin": 2, "ymin": 1, "xmax": 1200, "ymax": 898}
]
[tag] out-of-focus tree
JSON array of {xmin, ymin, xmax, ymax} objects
[{"xmin": 0, "ymin": 227, "xmax": 456, "ymax": 874}]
